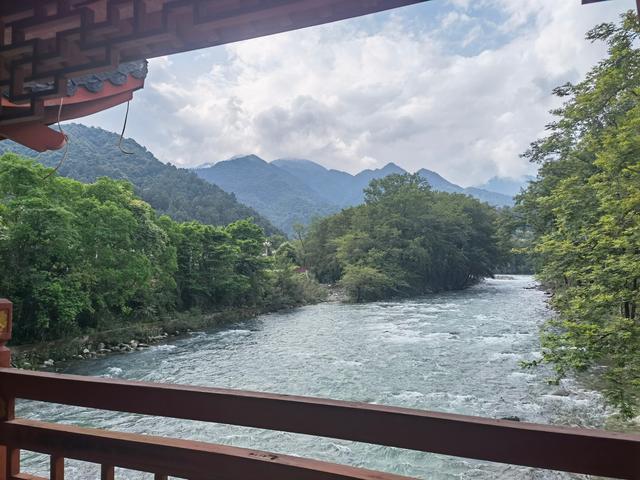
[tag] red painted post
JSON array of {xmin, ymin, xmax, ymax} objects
[{"xmin": 0, "ymin": 299, "xmax": 12, "ymax": 480}]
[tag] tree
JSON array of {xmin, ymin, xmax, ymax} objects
[
  {"xmin": 0, "ymin": 154, "xmax": 322, "ymax": 344},
  {"xmin": 304, "ymin": 173, "xmax": 503, "ymax": 302},
  {"xmin": 517, "ymin": 12, "xmax": 640, "ymax": 417},
  {"xmin": 340, "ymin": 265, "xmax": 393, "ymax": 303}
]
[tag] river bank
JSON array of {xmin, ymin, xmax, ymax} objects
[{"xmin": 9, "ymin": 306, "xmax": 279, "ymax": 370}]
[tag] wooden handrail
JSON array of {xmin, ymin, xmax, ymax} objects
[
  {"xmin": 0, "ymin": 368, "xmax": 639, "ymax": 479},
  {"xmin": 0, "ymin": 299, "xmax": 638, "ymax": 479},
  {"xmin": 0, "ymin": 419, "xmax": 412, "ymax": 480}
]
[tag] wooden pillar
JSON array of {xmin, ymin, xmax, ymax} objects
[
  {"xmin": 50, "ymin": 456, "xmax": 64, "ymax": 480},
  {"xmin": 101, "ymin": 465, "xmax": 115, "ymax": 480},
  {"xmin": 0, "ymin": 299, "xmax": 13, "ymax": 480}
]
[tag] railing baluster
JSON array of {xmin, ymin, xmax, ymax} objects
[
  {"xmin": 101, "ymin": 465, "xmax": 115, "ymax": 480},
  {"xmin": 4, "ymin": 447, "xmax": 19, "ymax": 480},
  {"xmin": 49, "ymin": 456, "xmax": 63, "ymax": 480},
  {"xmin": 154, "ymin": 475, "xmax": 167, "ymax": 480}
]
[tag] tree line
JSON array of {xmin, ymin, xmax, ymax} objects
[
  {"xmin": 516, "ymin": 13, "xmax": 640, "ymax": 417},
  {"xmin": 0, "ymin": 154, "xmax": 322, "ymax": 344}
]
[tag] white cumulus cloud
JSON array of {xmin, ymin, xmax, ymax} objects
[{"xmin": 81, "ymin": 0, "xmax": 636, "ymax": 186}]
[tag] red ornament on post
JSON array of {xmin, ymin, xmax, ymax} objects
[{"xmin": 0, "ymin": 299, "xmax": 12, "ymax": 368}]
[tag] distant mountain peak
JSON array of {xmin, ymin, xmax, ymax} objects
[
  {"xmin": 229, "ymin": 153, "xmax": 257, "ymax": 160},
  {"xmin": 417, "ymin": 167, "xmax": 448, "ymax": 179},
  {"xmin": 193, "ymin": 153, "xmax": 267, "ymax": 170},
  {"xmin": 224, "ymin": 153, "xmax": 266, "ymax": 164},
  {"xmin": 192, "ymin": 153, "xmax": 515, "ymax": 233},
  {"xmin": 383, "ymin": 161, "xmax": 400, "ymax": 168},
  {"xmin": 275, "ymin": 157, "xmax": 319, "ymax": 165},
  {"xmin": 272, "ymin": 158, "xmax": 329, "ymax": 173},
  {"xmin": 474, "ymin": 175, "xmax": 534, "ymax": 197},
  {"xmin": 357, "ymin": 162, "xmax": 407, "ymax": 178}
]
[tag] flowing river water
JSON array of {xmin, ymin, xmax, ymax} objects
[{"xmin": 17, "ymin": 275, "xmax": 610, "ymax": 479}]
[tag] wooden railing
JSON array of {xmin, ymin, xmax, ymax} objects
[{"xmin": 0, "ymin": 300, "xmax": 639, "ymax": 480}]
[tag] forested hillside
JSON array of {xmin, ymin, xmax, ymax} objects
[
  {"xmin": 301, "ymin": 174, "xmax": 504, "ymax": 302},
  {"xmin": 0, "ymin": 124, "xmax": 279, "ymax": 235},
  {"xmin": 0, "ymin": 154, "xmax": 322, "ymax": 344},
  {"xmin": 194, "ymin": 155, "xmax": 340, "ymax": 235},
  {"xmin": 517, "ymin": 13, "xmax": 640, "ymax": 417}
]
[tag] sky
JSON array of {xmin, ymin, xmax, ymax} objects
[{"xmin": 76, "ymin": 0, "xmax": 636, "ymax": 187}]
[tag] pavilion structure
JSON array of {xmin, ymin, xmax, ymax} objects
[
  {"xmin": 0, "ymin": 1, "xmax": 639, "ymax": 479},
  {"xmin": 0, "ymin": 0, "xmax": 425, "ymax": 151}
]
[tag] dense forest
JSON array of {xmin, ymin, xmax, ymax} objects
[
  {"xmin": 0, "ymin": 124, "xmax": 280, "ymax": 235},
  {"xmin": 0, "ymin": 154, "xmax": 323, "ymax": 344},
  {"xmin": 300, "ymin": 173, "xmax": 505, "ymax": 302},
  {"xmin": 517, "ymin": 13, "xmax": 640, "ymax": 417}
]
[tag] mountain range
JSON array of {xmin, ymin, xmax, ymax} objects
[
  {"xmin": 0, "ymin": 124, "xmax": 526, "ymax": 237},
  {"xmin": 0, "ymin": 124, "xmax": 280, "ymax": 235},
  {"xmin": 194, "ymin": 155, "xmax": 517, "ymax": 234}
]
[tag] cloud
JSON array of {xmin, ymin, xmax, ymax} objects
[{"xmin": 81, "ymin": 0, "xmax": 635, "ymax": 186}]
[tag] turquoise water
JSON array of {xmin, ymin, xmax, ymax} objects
[{"xmin": 17, "ymin": 276, "xmax": 608, "ymax": 479}]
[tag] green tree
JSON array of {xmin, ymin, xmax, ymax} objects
[
  {"xmin": 517, "ymin": 12, "xmax": 640, "ymax": 417},
  {"xmin": 340, "ymin": 265, "xmax": 393, "ymax": 303},
  {"xmin": 304, "ymin": 173, "xmax": 503, "ymax": 302},
  {"xmin": 0, "ymin": 154, "xmax": 322, "ymax": 344}
]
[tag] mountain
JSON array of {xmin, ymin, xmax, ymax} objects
[
  {"xmin": 272, "ymin": 158, "xmax": 354, "ymax": 204},
  {"xmin": 475, "ymin": 175, "xmax": 535, "ymax": 197},
  {"xmin": 276, "ymin": 160, "xmax": 513, "ymax": 208},
  {"xmin": 195, "ymin": 156, "xmax": 514, "ymax": 234},
  {"xmin": 464, "ymin": 187, "xmax": 515, "ymax": 206},
  {"xmin": 0, "ymin": 124, "xmax": 280, "ymax": 234},
  {"xmin": 416, "ymin": 168, "xmax": 464, "ymax": 193},
  {"xmin": 272, "ymin": 159, "xmax": 411, "ymax": 207},
  {"xmin": 194, "ymin": 155, "xmax": 340, "ymax": 235},
  {"xmin": 347, "ymin": 162, "xmax": 408, "ymax": 205}
]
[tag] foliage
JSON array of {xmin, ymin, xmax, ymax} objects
[
  {"xmin": 0, "ymin": 154, "xmax": 323, "ymax": 343},
  {"xmin": 517, "ymin": 12, "xmax": 640, "ymax": 417},
  {"xmin": 0, "ymin": 123, "xmax": 280, "ymax": 235},
  {"xmin": 494, "ymin": 207, "xmax": 535, "ymax": 274},
  {"xmin": 340, "ymin": 265, "xmax": 394, "ymax": 303},
  {"xmin": 303, "ymin": 173, "xmax": 503, "ymax": 302}
]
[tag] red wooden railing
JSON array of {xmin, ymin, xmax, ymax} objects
[{"xmin": 0, "ymin": 299, "xmax": 639, "ymax": 480}]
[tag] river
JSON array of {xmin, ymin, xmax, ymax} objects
[{"xmin": 17, "ymin": 275, "xmax": 609, "ymax": 479}]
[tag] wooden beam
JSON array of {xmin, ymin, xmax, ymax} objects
[
  {"xmin": 0, "ymin": 419, "xmax": 412, "ymax": 480},
  {"xmin": 0, "ymin": 1, "xmax": 428, "ymax": 107},
  {"xmin": 0, "ymin": 368, "xmax": 638, "ymax": 478},
  {"xmin": 49, "ymin": 456, "xmax": 64, "ymax": 480}
]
